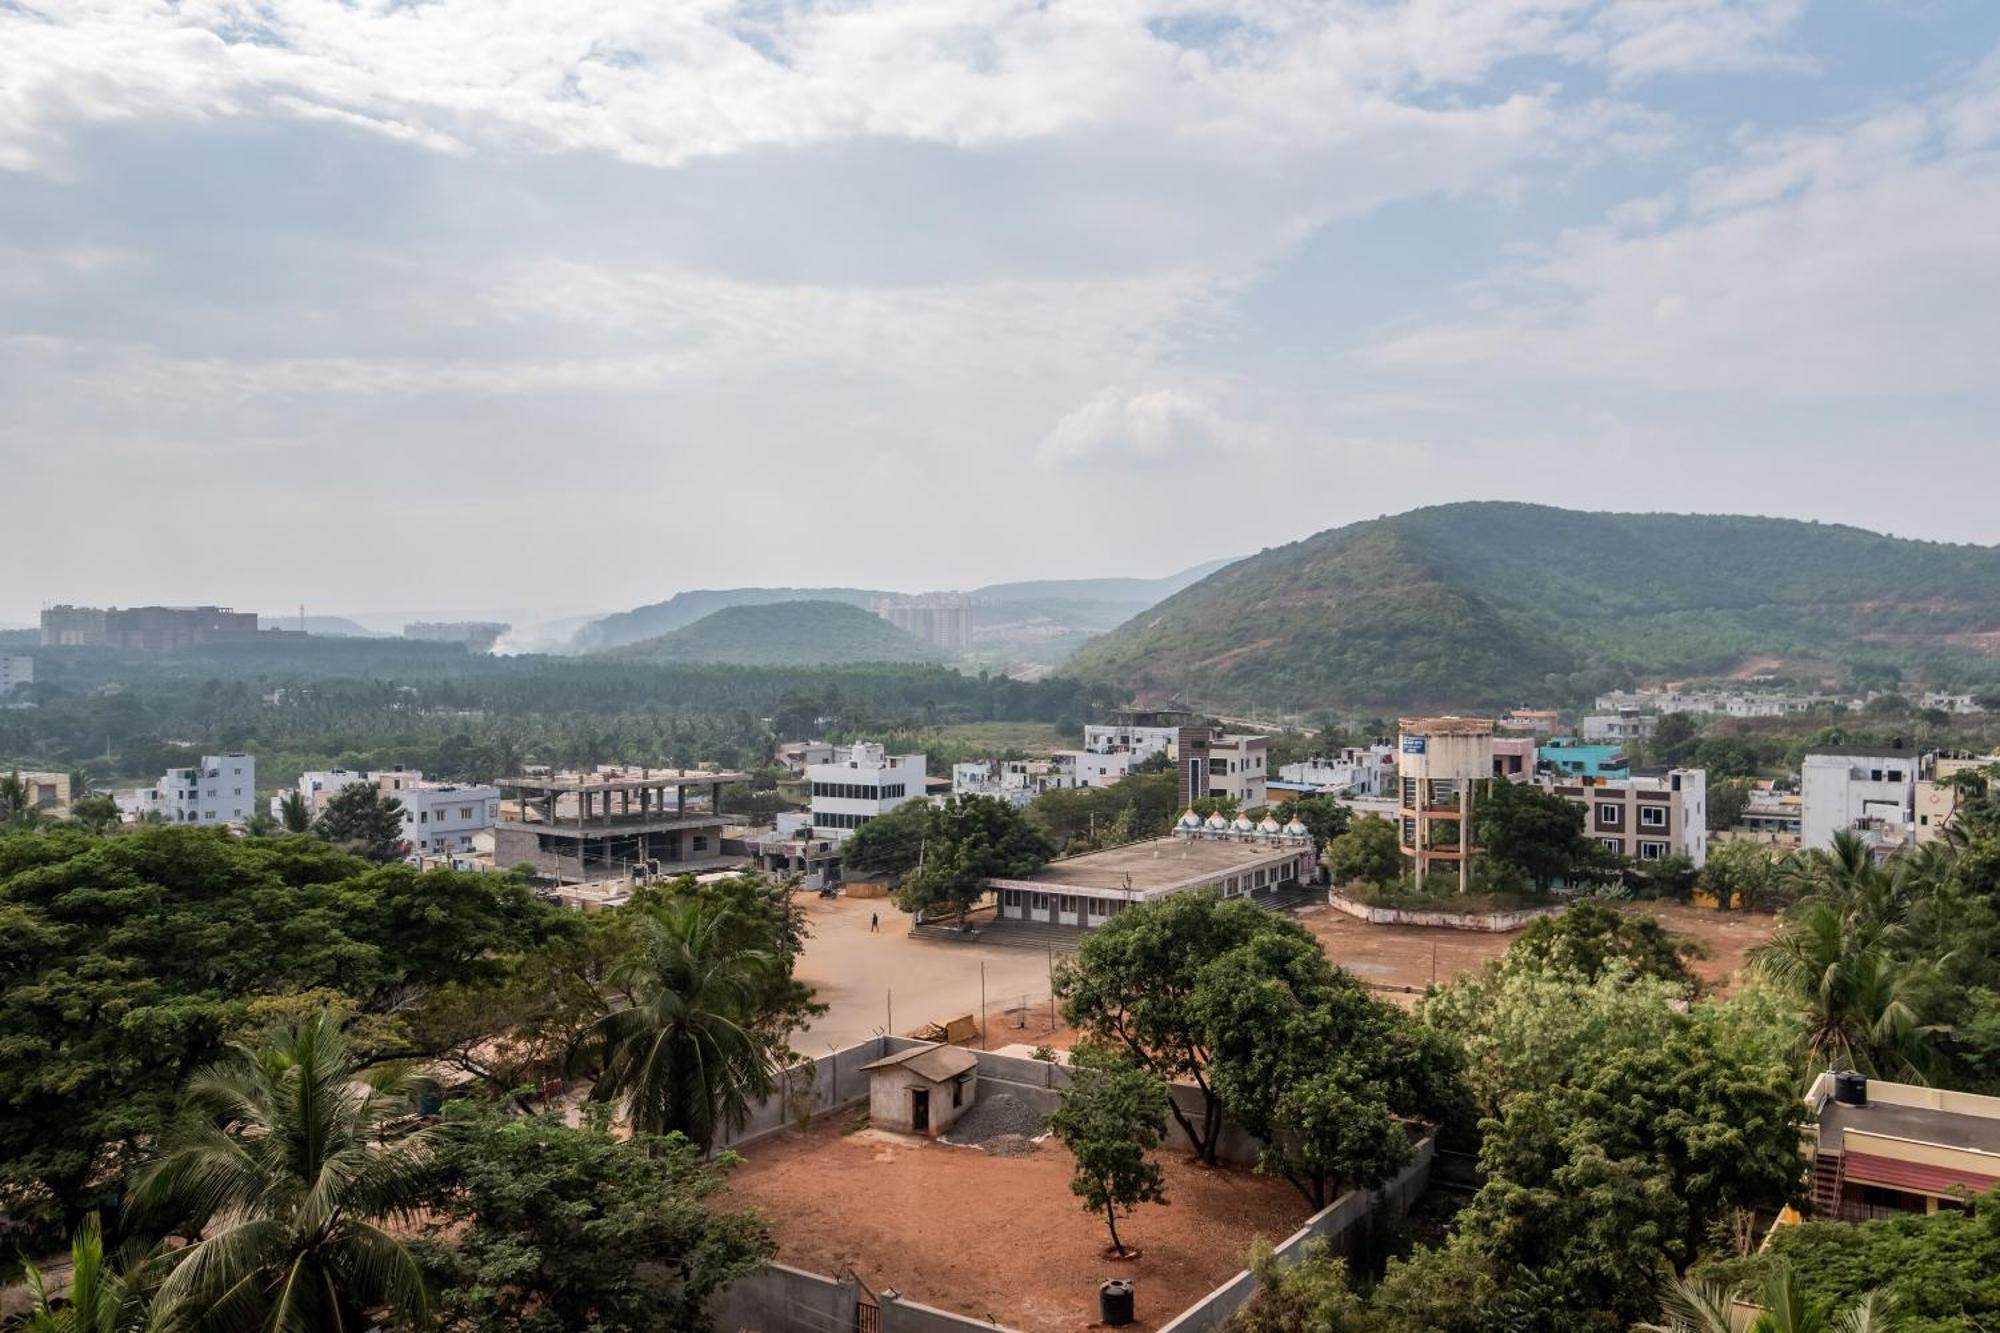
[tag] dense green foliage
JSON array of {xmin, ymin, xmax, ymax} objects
[
  {"xmin": 312, "ymin": 780, "xmax": 409, "ymax": 861},
  {"xmin": 0, "ymin": 826, "xmax": 565, "ymax": 1245},
  {"xmin": 1473, "ymin": 779, "xmax": 1602, "ymax": 891},
  {"xmin": 419, "ymin": 1102, "xmax": 774, "ymax": 1332},
  {"xmin": 1066, "ymin": 503, "xmax": 2000, "ymax": 709},
  {"xmin": 840, "ymin": 794, "xmax": 1056, "ymax": 917},
  {"xmin": 1695, "ymin": 1194, "xmax": 2000, "ymax": 1332},
  {"xmin": 607, "ymin": 600, "xmax": 944, "ymax": 667},
  {"xmin": 1323, "ymin": 815, "xmax": 1403, "ymax": 889},
  {"xmin": 1505, "ymin": 899, "xmax": 1697, "ymax": 988}
]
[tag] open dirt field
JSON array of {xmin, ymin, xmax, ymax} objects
[
  {"xmin": 725, "ymin": 1120, "xmax": 1309, "ymax": 1332},
  {"xmin": 1302, "ymin": 900, "xmax": 1776, "ymax": 1001}
]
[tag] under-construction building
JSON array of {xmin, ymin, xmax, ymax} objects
[
  {"xmin": 873, "ymin": 595, "xmax": 971, "ymax": 653},
  {"xmin": 496, "ymin": 765, "xmax": 749, "ymax": 883}
]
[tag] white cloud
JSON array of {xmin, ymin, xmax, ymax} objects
[{"xmin": 1037, "ymin": 386, "xmax": 1273, "ymax": 468}]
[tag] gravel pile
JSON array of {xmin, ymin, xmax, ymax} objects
[{"xmin": 942, "ymin": 1091, "xmax": 1048, "ymax": 1147}]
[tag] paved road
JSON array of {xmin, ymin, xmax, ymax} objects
[{"xmin": 790, "ymin": 894, "xmax": 1068, "ymax": 1054}]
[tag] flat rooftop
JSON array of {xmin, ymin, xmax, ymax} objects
[
  {"xmin": 1004, "ymin": 834, "xmax": 1303, "ymax": 893},
  {"xmin": 503, "ymin": 765, "xmax": 749, "ymax": 791},
  {"xmin": 1821, "ymin": 1099, "xmax": 2000, "ymax": 1157},
  {"xmin": 1400, "ymin": 715, "xmax": 1494, "ymax": 736}
]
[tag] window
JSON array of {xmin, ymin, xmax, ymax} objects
[
  {"xmin": 1639, "ymin": 841, "xmax": 1667, "ymax": 861},
  {"xmin": 460, "ymin": 806, "xmax": 474, "ymax": 819},
  {"xmin": 1596, "ymin": 803, "xmax": 1621, "ymax": 826},
  {"xmin": 1599, "ymin": 837, "xmax": 1622, "ymax": 852},
  {"xmin": 692, "ymin": 835, "xmax": 708, "ymax": 851},
  {"xmin": 1639, "ymin": 805, "xmax": 1667, "ymax": 828}
]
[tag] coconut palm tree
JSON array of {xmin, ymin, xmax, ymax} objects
[
  {"xmin": 277, "ymin": 789, "xmax": 311, "ymax": 834},
  {"xmin": 567, "ymin": 897, "xmax": 782, "ymax": 1152},
  {"xmin": 1751, "ymin": 898, "xmax": 1936, "ymax": 1081},
  {"xmin": 1641, "ymin": 1268, "xmax": 1903, "ymax": 1333},
  {"xmin": 127, "ymin": 1015, "xmax": 435, "ymax": 1332},
  {"xmin": 17, "ymin": 1214, "xmax": 146, "ymax": 1333}
]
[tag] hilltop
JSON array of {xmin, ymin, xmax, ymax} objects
[
  {"xmin": 606, "ymin": 600, "xmax": 945, "ymax": 667},
  {"xmin": 1063, "ymin": 503, "xmax": 2000, "ymax": 710}
]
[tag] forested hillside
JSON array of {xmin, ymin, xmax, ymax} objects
[
  {"xmin": 607, "ymin": 600, "xmax": 943, "ymax": 667},
  {"xmin": 1065, "ymin": 503, "xmax": 2000, "ymax": 710}
]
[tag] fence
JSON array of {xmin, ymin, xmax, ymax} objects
[
  {"xmin": 718, "ymin": 1037, "xmax": 891, "ymax": 1150},
  {"xmin": 1153, "ymin": 1137, "xmax": 1436, "ymax": 1333},
  {"xmin": 1325, "ymin": 892, "xmax": 1563, "ymax": 933},
  {"xmin": 713, "ymin": 1264, "xmax": 1020, "ymax": 1333}
]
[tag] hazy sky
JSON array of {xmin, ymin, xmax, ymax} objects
[{"xmin": 5, "ymin": 0, "xmax": 1999, "ymax": 626}]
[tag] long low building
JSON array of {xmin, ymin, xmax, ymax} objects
[{"xmin": 987, "ymin": 812, "xmax": 1317, "ymax": 930}]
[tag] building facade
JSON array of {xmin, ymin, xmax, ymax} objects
[
  {"xmin": 400, "ymin": 781, "xmax": 502, "ymax": 855},
  {"xmin": 1082, "ymin": 709, "xmax": 1198, "ymax": 760},
  {"xmin": 807, "ymin": 743, "xmax": 925, "ymax": 841},
  {"xmin": 497, "ymin": 765, "xmax": 744, "ymax": 881},
  {"xmin": 1174, "ymin": 728, "xmax": 1268, "ymax": 808},
  {"xmin": 1581, "ymin": 708, "xmax": 1656, "ymax": 743},
  {"xmin": 1805, "ymin": 1072, "xmax": 2000, "ymax": 1221},
  {"xmin": 1546, "ymin": 769, "xmax": 1708, "ymax": 867},
  {"xmin": 1801, "ymin": 747, "xmax": 1917, "ymax": 852},
  {"xmin": 1395, "ymin": 716, "xmax": 1494, "ymax": 893},
  {"xmin": 872, "ymin": 597, "xmax": 971, "ymax": 653},
  {"xmin": 1276, "ymin": 746, "xmax": 1397, "ymax": 798},
  {"xmin": 0, "ymin": 654, "xmax": 32, "ymax": 695},
  {"xmin": 15, "ymin": 771, "xmax": 72, "ymax": 818},
  {"xmin": 122, "ymin": 753, "xmax": 257, "ymax": 827}
]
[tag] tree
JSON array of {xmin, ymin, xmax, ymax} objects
[
  {"xmin": 16, "ymin": 1214, "xmax": 146, "ymax": 1333},
  {"xmin": 1700, "ymin": 840, "xmax": 1786, "ymax": 912},
  {"xmin": 896, "ymin": 796, "xmax": 1056, "ymax": 919},
  {"xmin": 277, "ymin": 788, "xmax": 311, "ymax": 833},
  {"xmin": 1751, "ymin": 900, "xmax": 1936, "ymax": 1081},
  {"xmin": 1058, "ymin": 894, "xmax": 1286, "ymax": 1162},
  {"xmin": 1505, "ymin": 899, "xmax": 1697, "ymax": 987},
  {"xmin": 0, "ymin": 770, "xmax": 39, "ymax": 829},
  {"xmin": 1323, "ymin": 815, "xmax": 1402, "ymax": 890},
  {"xmin": 313, "ymin": 781, "xmax": 409, "ymax": 861},
  {"xmin": 568, "ymin": 897, "xmax": 786, "ymax": 1151},
  {"xmin": 1708, "ymin": 783, "xmax": 1752, "ymax": 833},
  {"xmin": 420, "ymin": 1101, "xmax": 774, "ymax": 1332},
  {"xmin": 1642, "ymin": 1269, "xmax": 1904, "ymax": 1333},
  {"xmin": 838, "ymin": 797, "xmax": 932, "ymax": 876},
  {"xmin": 1230, "ymin": 1236, "xmax": 1371, "ymax": 1333},
  {"xmin": 128, "ymin": 1016, "xmax": 435, "ymax": 1332},
  {"xmin": 1474, "ymin": 779, "xmax": 1593, "ymax": 892},
  {"xmin": 1284, "ymin": 796, "xmax": 1352, "ymax": 853},
  {"xmin": 1047, "ymin": 1042, "xmax": 1169, "ymax": 1257}
]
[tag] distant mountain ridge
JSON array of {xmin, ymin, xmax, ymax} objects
[
  {"xmin": 607, "ymin": 600, "xmax": 944, "ymax": 667},
  {"xmin": 570, "ymin": 559, "xmax": 1237, "ymax": 660},
  {"xmin": 1063, "ymin": 503, "xmax": 2000, "ymax": 711}
]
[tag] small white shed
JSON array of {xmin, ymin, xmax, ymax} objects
[{"xmin": 861, "ymin": 1043, "xmax": 980, "ymax": 1137}]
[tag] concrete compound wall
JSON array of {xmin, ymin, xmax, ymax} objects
[
  {"xmin": 1325, "ymin": 892, "xmax": 1563, "ymax": 933},
  {"xmin": 714, "ymin": 1263, "xmax": 860, "ymax": 1333},
  {"xmin": 719, "ymin": 1037, "xmax": 891, "ymax": 1151},
  {"xmin": 1153, "ymin": 1137, "xmax": 1436, "ymax": 1333}
]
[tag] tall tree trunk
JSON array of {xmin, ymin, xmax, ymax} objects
[{"xmin": 1104, "ymin": 1199, "xmax": 1124, "ymax": 1256}]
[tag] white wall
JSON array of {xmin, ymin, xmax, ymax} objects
[
  {"xmin": 808, "ymin": 746, "xmax": 926, "ymax": 841},
  {"xmin": 1801, "ymin": 752, "xmax": 1915, "ymax": 850},
  {"xmin": 402, "ymin": 783, "xmax": 502, "ymax": 853},
  {"xmin": 126, "ymin": 753, "xmax": 256, "ymax": 827}
]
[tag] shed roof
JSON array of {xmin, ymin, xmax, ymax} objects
[{"xmin": 861, "ymin": 1042, "xmax": 980, "ymax": 1083}]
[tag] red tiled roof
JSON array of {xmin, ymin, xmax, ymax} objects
[{"xmin": 1842, "ymin": 1150, "xmax": 2000, "ymax": 1198}]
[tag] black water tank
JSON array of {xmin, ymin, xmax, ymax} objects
[
  {"xmin": 1833, "ymin": 1071, "xmax": 1868, "ymax": 1106},
  {"xmin": 1099, "ymin": 1279, "xmax": 1134, "ymax": 1327}
]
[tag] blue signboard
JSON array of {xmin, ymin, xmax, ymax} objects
[{"xmin": 1402, "ymin": 735, "xmax": 1427, "ymax": 754}]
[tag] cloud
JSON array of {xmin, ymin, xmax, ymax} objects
[
  {"xmin": 1037, "ymin": 386, "xmax": 1274, "ymax": 468},
  {"xmin": 1363, "ymin": 56, "xmax": 2000, "ymax": 397}
]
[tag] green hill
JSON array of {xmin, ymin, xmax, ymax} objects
[
  {"xmin": 1063, "ymin": 503, "xmax": 2000, "ymax": 710},
  {"xmin": 607, "ymin": 600, "xmax": 945, "ymax": 667}
]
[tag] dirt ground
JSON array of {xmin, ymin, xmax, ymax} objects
[
  {"xmin": 1303, "ymin": 900, "xmax": 1776, "ymax": 1001},
  {"xmin": 725, "ymin": 1120, "xmax": 1309, "ymax": 1333}
]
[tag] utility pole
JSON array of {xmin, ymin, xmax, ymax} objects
[{"xmin": 979, "ymin": 961, "xmax": 987, "ymax": 1049}]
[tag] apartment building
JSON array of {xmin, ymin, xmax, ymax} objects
[
  {"xmin": 1173, "ymin": 728, "xmax": 1267, "ymax": 809},
  {"xmin": 1546, "ymin": 769, "xmax": 1707, "ymax": 867},
  {"xmin": 1395, "ymin": 716, "xmax": 1494, "ymax": 893},
  {"xmin": 42, "ymin": 605, "xmax": 258, "ymax": 651},
  {"xmin": 275, "ymin": 766, "xmax": 429, "ymax": 822},
  {"xmin": 807, "ymin": 743, "xmax": 925, "ymax": 841},
  {"xmin": 0, "ymin": 654, "xmax": 32, "ymax": 696},
  {"xmin": 14, "ymin": 771, "xmax": 72, "ymax": 818},
  {"xmin": 121, "ymin": 753, "xmax": 257, "ymax": 827},
  {"xmin": 1275, "ymin": 745, "xmax": 1397, "ymax": 798},
  {"xmin": 1055, "ymin": 748, "xmax": 1131, "ymax": 789},
  {"xmin": 1805, "ymin": 1072, "xmax": 2000, "ymax": 1220},
  {"xmin": 872, "ymin": 596, "xmax": 971, "ymax": 653},
  {"xmin": 400, "ymin": 781, "xmax": 502, "ymax": 855},
  {"xmin": 1801, "ymin": 746, "xmax": 1916, "ymax": 852},
  {"xmin": 1581, "ymin": 707, "xmax": 1656, "ymax": 743},
  {"xmin": 497, "ymin": 765, "xmax": 745, "ymax": 881},
  {"xmin": 1082, "ymin": 709, "xmax": 1198, "ymax": 760}
]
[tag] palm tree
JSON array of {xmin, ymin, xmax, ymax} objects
[
  {"xmin": 277, "ymin": 790, "xmax": 311, "ymax": 834},
  {"xmin": 1641, "ymin": 1268, "xmax": 1902, "ymax": 1332},
  {"xmin": 127, "ymin": 1015, "xmax": 435, "ymax": 1332},
  {"xmin": 1751, "ymin": 899, "xmax": 1935, "ymax": 1081},
  {"xmin": 568, "ymin": 898, "xmax": 783, "ymax": 1152},
  {"xmin": 17, "ymin": 1214, "xmax": 146, "ymax": 1333}
]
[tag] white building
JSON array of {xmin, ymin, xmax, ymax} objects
[
  {"xmin": 400, "ymin": 781, "xmax": 502, "ymax": 855},
  {"xmin": 950, "ymin": 760, "xmax": 1038, "ymax": 808},
  {"xmin": 1921, "ymin": 692, "xmax": 1985, "ymax": 715},
  {"xmin": 0, "ymin": 655, "xmax": 31, "ymax": 696},
  {"xmin": 1178, "ymin": 731, "xmax": 1268, "ymax": 808},
  {"xmin": 1275, "ymin": 746, "xmax": 1397, "ymax": 798},
  {"xmin": 1801, "ymin": 747, "xmax": 1917, "ymax": 852},
  {"xmin": 1082, "ymin": 721, "xmax": 1181, "ymax": 760},
  {"xmin": 123, "ymin": 753, "xmax": 257, "ymax": 827},
  {"xmin": 1054, "ymin": 749, "xmax": 1132, "ymax": 789},
  {"xmin": 807, "ymin": 743, "xmax": 925, "ymax": 841},
  {"xmin": 1581, "ymin": 709, "xmax": 1656, "ymax": 743},
  {"xmin": 275, "ymin": 766, "xmax": 426, "ymax": 822}
]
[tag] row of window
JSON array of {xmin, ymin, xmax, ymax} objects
[
  {"xmin": 815, "ymin": 812, "xmax": 875, "ymax": 831},
  {"xmin": 1596, "ymin": 803, "xmax": 1669, "ymax": 828},
  {"xmin": 810, "ymin": 782, "xmax": 906, "ymax": 800},
  {"xmin": 1598, "ymin": 837, "xmax": 1672, "ymax": 860}
]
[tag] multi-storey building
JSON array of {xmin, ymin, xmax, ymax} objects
[
  {"xmin": 1395, "ymin": 716, "xmax": 1494, "ymax": 893},
  {"xmin": 1914, "ymin": 752, "xmax": 1999, "ymax": 845},
  {"xmin": 1054, "ymin": 749, "xmax": 1131, "ymax": 789},
  {"xmin": 872, "ymin": 597, "xmax": 971, "ymax": 653},
  {"xmin": 1275, "ymin": 745, "xmax": 1398, "ymax": 798},
  {"xmin": 806, "ymin": 743, "xmax": 925, "ymax": 842},
  {"xmin": 498, "ymin": 765, "xmax": 745, "ymax": 881},
  {"xmin": 1801, "ymin": 746, "xmax": 1917, "ymax": 852},
  {"xmin": 1173, "ymin": 728, "xmax": 1267, "ymax": 809},
  {"xmin": 15, "ymin": 771, "xmax": 72, "ymax": 818},
  {"xmin": 41, "ymin": 605, "xmax": 258, "ymax": 651},
  {"xmin": 1581, "ymin": 708, "xmax": 1656, "ymax": 743},
  {"xmin": 0, "ymin": 654, "xmax": 32, "ymax": 696},
  {"xmin": 121, "ymin": 753, "xmax": 257, "ymax": 827},
  {"xmin": 1545, "ymin": 769, "xmax": 1708, "ymax": 867},
  {"xmin": 275, "ymin": 766, "xmax": 429, "ymax": 822},
  {"xmin": 1082, "ymin": 709, "xmax": 1197, "ymax": 760},
  {"xmin": 400, "ymin": 781, "xmax": 502, "ymax": 855}
]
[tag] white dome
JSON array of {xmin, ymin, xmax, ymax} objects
[
  {"xmin": 1205, "ymin": 811, "xmax": 1229, "ymax": 829},
  {"xmin": 1231, "ymin": 813, "xmax": 1256, "ymax": 832},
  {"xmin": 1177, "ymin": 809, "xmax": 1203, "ymax": 829},
  {"xmin": 1258, "ymin": 815, "xmax": 1282, "ymax": 834},
  {"xmin": 1284, "ymin": 817, "xmax": 1310, "ymax": 837}
]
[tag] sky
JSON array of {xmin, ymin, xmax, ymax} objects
[{"xmin": 4, "ymin": 0, "xmax": 1999, "ymax": 627}]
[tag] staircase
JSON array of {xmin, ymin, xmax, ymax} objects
[{"xmin": 1811, "ymin": 1150, "xmax": 1844, "ymax": 1218}]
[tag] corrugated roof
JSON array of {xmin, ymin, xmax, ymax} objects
[
  {"xmin": 860, "ymin": 1042, "xmax": 979, "ymax": 1083},
  {"xmin": 1841, "ymin": 1150, "xmax": 2000, "ymax": 1198}
]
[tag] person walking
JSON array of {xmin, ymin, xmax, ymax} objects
[{"xmin": 870, "ymin": 911, "xmax": 879, "ymax": 933}]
